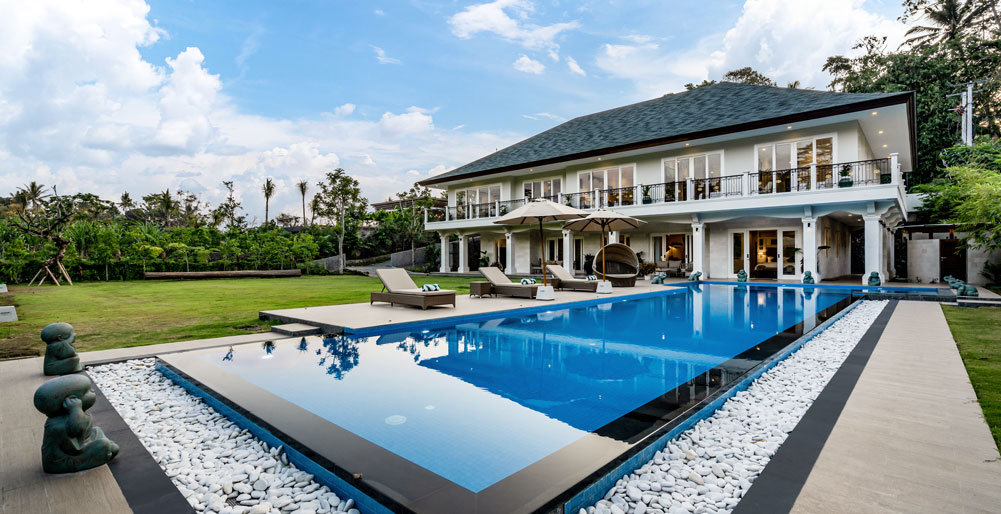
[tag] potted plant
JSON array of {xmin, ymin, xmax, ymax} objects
[
  {"xmin": 639, "ymin": 261, "xmax": 657, "ymax": 279},
  {"xmin": 838, "ymin": 164, "xmax": 853, "ymax": 188},
  {"xmin": 641, "ymin": 184, "xmax": 653, "ymax": 204},
  {"xmin": 499, "ymin": 205, "xmax": 508, "ymax": 215}
]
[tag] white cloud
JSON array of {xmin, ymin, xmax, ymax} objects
[
  {"xmin": 371, "ymin": 45, "xmax": 402, "ymax": 65},
  {"xmin": 596, "ymin": 0, "xmax": 909, "ymax": 99},
  {"xmin": 379, "ymin": 106, "xmax": 434, "ymax": 136},
  {"xmin": 427, "ymin": 164, "xmax": 449, "ymax": 176},
  {"xmin": 374, "ymin": 9, "xmax": 385, "ymax": 16},
  {"xmin": 566, "ymin": 56, "xmax": 585, "ymax": 76},
  {"xmin": 522, "ymin": 112, "xmax": 565, "ymax": 122},
  {"xmin": 513, "ymin": 54, "xmax": 545, "ymax": 74},
  {"xmin": 0, "ymin": 0, "xmax": 519, "ymax": 221},
  {"xmin": 448, "ymin": 0, "xmax": 578, "ymax": 59},
  {"xmin": 334, "ymin": 103, "xmax": 356, "ymax": 116}
]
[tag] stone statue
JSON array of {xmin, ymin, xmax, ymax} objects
[
  {"xmin": 949, "ymin": 279, "xmax": 963, "ymax": 290},
  {"xmin": 33, "ymin": 374, "xmax": 119, "ymax": 474},
  {"xmin": 688, "ymin": 271, "xmax": 702, "ymax": 282},
  {"xmin": 867, "ymin": 272, "xmax": 881, "ymax": 287},
  {"xmin": 959, "ymin": 284, "xmax": 979, "ymax": 297},
  {"xmin": 802, "ymin": 271, "xmax": 815, "ymax": 284},
  {"xmin": 736, "ymin": 270, "xmax": 747, "ymax": 282},
  {"xmin": 41, "ymin": 323, "xmax": 82, "ymax": 376},
  {"xmin": 650, "ymin": 273, "xmax": 666, "ymax": 284}
]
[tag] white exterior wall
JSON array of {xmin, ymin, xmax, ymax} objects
[
  {"xmin": 907, "ymin": 233, "xmax": 1001, "ymax": 286},
  {"xmin": 817, "ymin": 217, "xmax": 852, "ymax": 279}
]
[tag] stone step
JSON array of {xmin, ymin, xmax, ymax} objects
[{"xmin": 270, "ymin": 323, "xmax": 321, "ymax": 337}]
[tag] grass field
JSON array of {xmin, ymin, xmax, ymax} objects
[
  {"xmin": 942, "ymin": 305, "xmax": 1001, "ymax": 448},
  {"xmin": 0, "ymin": 275, "xmax": 476, "ymax": 359}
]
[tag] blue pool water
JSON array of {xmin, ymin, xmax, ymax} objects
[{"xmin": 196, "ymin": 284, "xmax": 850, "ymax": 492}]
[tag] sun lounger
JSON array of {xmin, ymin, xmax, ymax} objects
[
  {"xmin": 479, "ymin": 267, "xmax": 538, "ymax": 298},
  {"xmin": 371, "ymin": 268, "xmax": 456, "ymax": 309},
  {"xmin": 545, "ymin": 265, "xmax": 598, "ymax": 292}
]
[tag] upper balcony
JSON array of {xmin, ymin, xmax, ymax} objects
[{"xmin": 426, "ymin": 156, "xmax": 906, "ymax": 227}]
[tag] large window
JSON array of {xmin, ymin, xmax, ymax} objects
[
  {"xmin": 578, "ymin": 165, "xmax": 634, "ymax": 192},
  {"xmin": 523, "ymin": 178, "xmax": 561, "ymax": 199},
  {"xmin": 663, "ymin": 152, "xmax": 723, "ymax": 182},
  {"xmin": 756, "ymin": 136, "xmax": 834, "ymax": 172},
  {"xmin": 455, "ymin": 184, "xmax": 501, "ymax": 218}
]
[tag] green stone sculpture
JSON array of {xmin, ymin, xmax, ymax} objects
[
  {"xmin": 802, "ymin": 271, "xmax": 815, "ymax": 284},
  {"xmin": 959, "ymin": 284, "xmax": 979, "ymax": 296},
  {"xmin": 688, "ymin": 271, "xmax": 702, "ymax": 281},
  {"xmin": 736, "ymin": 270, "xmax": 747, "ymax": 282},
  {"xmin": 867, "ymin": 272, "xmax": 881, "ymax": 287},
  {"xmin": 33, "ymin": 374, "xmax": 119, "ymax": 474},
  {"xmin": 42, "ymin": 323, "xmax": 82, "ymax": 376}
]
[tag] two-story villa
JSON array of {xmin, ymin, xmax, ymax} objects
[{"xmin": 419, "ymin": 83, "xmax": 916, "ymax": 284}]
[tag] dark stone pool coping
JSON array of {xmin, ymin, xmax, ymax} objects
[
  {"xmin": 87, "ymin": 372, "xmax": 194, "ymax": 514},
  {"xmin": 731, "ymin": 300, "xmax": 898, "ymax": 514}
]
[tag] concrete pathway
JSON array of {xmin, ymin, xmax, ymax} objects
[{"xmin": 791, "ymin": 301, "xmax": 1001, "ymax": 513}]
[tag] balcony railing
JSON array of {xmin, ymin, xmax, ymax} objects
[{"xmin": 429, "ymin": 156, "xmax": 901, "ymax": 223}]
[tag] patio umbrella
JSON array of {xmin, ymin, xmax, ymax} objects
[
  {"xmin": 493, "ymin": 198, "xmax": 586, "ymax": 287},
  {"xmin": 563, "ymin": 209, "xmax": 646, "ymax": 282}
]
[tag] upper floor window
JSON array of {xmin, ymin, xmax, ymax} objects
[
  {"xmin": 663, "ymin": 152, "xmax": 723, "ymax": 183},
  {"xmin": 756, "ymin": 136, "xmax": 834, "ymax": 172},
  {"xmin": 456, "ymin": 184, "xmax": 501, "ymax": 207},
  {"xmin": 578, "ymin": 165, "xmax": 634, "ymax": 192},
  {"xmin": 523, "ymin": 178, "xmax": 561, "ymax": 199}
]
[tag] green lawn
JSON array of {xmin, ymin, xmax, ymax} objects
[
  {"xmin": 942, "ymin": 304, "xmax": 1001, "ymax": 448},
  {"xmin": 0, "ymin": 275, "xmax": 475, "ymax": 359}
]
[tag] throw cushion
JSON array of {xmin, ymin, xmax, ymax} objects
[
  {"xmin": 520, "ymin": 278, "xmax": 537, "ymax": 285},
  {"xmin": 585, "ymin": 275, "xmax": 597, "ymax": 281},
  {"xmin": 421, "ymin": 284, "xmax": 440, "ymax": 291}
]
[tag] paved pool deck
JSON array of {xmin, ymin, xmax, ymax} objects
[
  {"xmin": 789, "ymin": 300, "xmax": 1001, "ymax": 513},
  {"xmin": 2, "ymin": 294, "xmax": 999, "ymax": 513}
]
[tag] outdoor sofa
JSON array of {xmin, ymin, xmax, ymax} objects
[
  {"xmin": 545, "ymin": 265, "xmax": 598, "ymax": 292},
  {"xmin": 371, "ymin": 268, "xmax": 456, "ymax": 309},
  {"xmin": 479, "ymin": 267, "xmax": 539, "ymax": 299}
]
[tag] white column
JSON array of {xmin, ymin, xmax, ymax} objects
[
  {"xmin": 691, "ymin": 222, "xmax": 706, "ymax": 278},
  {"xmin": 562, "ymin": 229, "xmax": 573, "ymax": 273},
  {"xmin": 608, "ymin": 231, "xmax": 619, "ymax": 244},
  {"xmin": 457, "ymin": 234, "xmax": 469, "ymax": 273},
  {"xmin": 439, "ymin": 234, "xmax": 449, "ymax": 273},
  {"xmin": 889, "ymin": 152, "xmax": 900, "ymax": 185},
  {"xmin": 802, "ymin": 217, "xmax": 819, "ymax": 282},
  {"xmin": 863, "ymin": 214, "xmax": 883, "ymax": 284},
  {"xmin": 742, "ymin": 171, "xmax": 750, "ymax": 196},
  {"xmin": 505, "ymin": 231, "xmax": 514, "ymax": 275},
  {"xmin": 888, "ymin": 228, "xmax": 896, "ymax": 278},
  {"xmin": 809, "ymin": 162, "xmax": 817, "ymax": 191}
]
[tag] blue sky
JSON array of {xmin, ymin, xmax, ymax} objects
[{"xmin": 0, "ymin": 0, "xmax": 910, "ymax": 221}]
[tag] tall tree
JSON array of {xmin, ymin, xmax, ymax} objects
[
  {"xmin": 21, "ymin": 181, "xmax": 48, "ymax": 211},
  {"xmin": 262, "ymin": 177, "xmax": 276, "ymax": 225},
  {"xmin": 393, "ymin": 183, "xmax": 435, "ymax": 268},
  {"xmin": 212, "ymin": 181, "xmax": 247, "ymax": 232},
  {"xmin": 296, "ymin": 179, "xmax": 309, "ymax": 226},
  {"xmin": 685, "ymin": 66, "xmax": 786, "ymax": 90},
  {"xmin": 902, "ymin": 0, "xmax": 994, "ymax": 47},
  {"xmin": 315, "ymin": 169, "xmax": 367, "ymax": 273}
]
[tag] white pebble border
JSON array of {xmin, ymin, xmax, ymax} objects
[
  {"xmin": 89, "ymin": 359, "xmax": 361, "ymax": 514},
  {"xmin": 582, "ymin": 300, "xmax": 888, "ymax": 514}
]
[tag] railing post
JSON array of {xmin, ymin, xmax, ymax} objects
[
  {"xmin": 771, "ymin": 171, "xmax": 777, "ymax": 194},
  {"xmin": 423, "ymin": 208, "xmax": 428, "ymax": 225},
  {"xmin": 634, "ymin": 184, "xmax": 641, "ymax": 205},
  {"xmin": 889, "ymin": 153, "xmax": 899, "ymax": 185},
  {"xmin": 810, "ymin": 163, "xmax": 817, "ymax": 191},
  {"xmin": 495, "ymin": 200, "xmax": 500, "ymax": 217},
  {"xmin": 742, "ymin": 172, "xmax": 750, "ymax": 196},
  {"xmin": 686, "ymin": 178, "xmax": 694, "ymax": 201}
]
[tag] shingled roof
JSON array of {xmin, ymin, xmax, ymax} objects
[{"xmin": 420, "ymin": 82, "xmax": 913, "ymax": 186}]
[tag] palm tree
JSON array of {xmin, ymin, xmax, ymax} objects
[
  {"xmin": 20, "ymin": 181, "xmax": 48, "ymax": 211},
  {"xmin": 120, "ymin": 192, "xmax": 134, "ymax": 212},
  {"xmin": 262, "ymin": 178, "xmax": 276, "ymax": 225},
  {"xmin": 296, "ymin": 179, "xmax": 309, "ymax": 226},
  {"xmin": 309, "ymin": 195, "xmax": 320, "ymax": 225},
  {"xmin": 904, "ymin": 0, "xmax": 989, "ymax": 48}
]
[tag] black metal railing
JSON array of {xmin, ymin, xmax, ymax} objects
[
  {"xmin": 817, "ymin": 158, "xmax": 889, "ymax": 189},
  {"xmin": 563, "ymin": 191, "xmax": 598, "ymax": 209},
  {"xmin": 605, "ymin": 186, "xmax": 636, "ymax": 207},
  {"xmin": 692, "ymin": 175, "xmax": 743, "ymax": 200},
  {"xmin": 497, "ymin": 199, "xmax": 525, "ymax": 216},
  {"xmin": 645, "ymin": 181, "xmax": 686, "ymax": 203},
  {"xmin": 427, "ymin": 207, "xmax": 445, "ymax": 222}
]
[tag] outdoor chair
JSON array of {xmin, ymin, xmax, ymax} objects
[
  {"xmin": 371, "ymin": 268, "xmax": 456, "ymax": 310},
  {"xmin": 546, "ymin": 265, "xmax": 598, "ymax": 292},
  {"xmin": 479, "ymin": 267, "xmax": 539, "ymax": 298},
  {"xmin": 594, "ymin": 243, "xmax": 639, "ymax": 287}
]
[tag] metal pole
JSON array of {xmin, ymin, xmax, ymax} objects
[{"xmin": 966, "ymin": 82, "xmax": 975, "ymax": 145}]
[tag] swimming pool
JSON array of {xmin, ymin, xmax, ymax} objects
[{"xmin": 160, "ymin": 283, "xmax": 854, "ymax": 513}]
